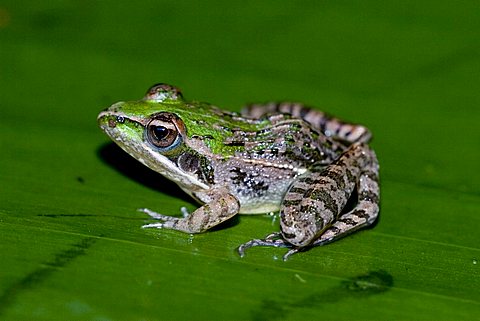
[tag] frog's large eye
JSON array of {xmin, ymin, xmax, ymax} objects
[
  {"xmin": 144, "ymin": 83, "xmax": 183, "ymax": 102},
  {"xmin": 146, "ymin": 113, "xmax": 184, "ymax": 151}
]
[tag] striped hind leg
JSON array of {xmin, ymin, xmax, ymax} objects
[
  {"xmin": 280, "ymin": 145, "xmax": 380, "ymax": 259},
  {"xmin": 311, "ymin": 161, "xmax": 379, "ymax": 246},
  {"xmin": 238, "ymin": 143, "xmax": 380, "ymax": 260},
  {"xmin": 243, "ymin": 102, "xmax": 372, "ymax": 144},
  {"xmin": 280, "ymin": 142, "xmax": 379, "ymax": 246}
]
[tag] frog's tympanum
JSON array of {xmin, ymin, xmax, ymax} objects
[{"xmin": 98, "ymin": 84, "xmax": 379, "ymax": 260}]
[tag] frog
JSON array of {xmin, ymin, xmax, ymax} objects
[{"xmin": 97, "ymin": 83, "xmax": 380, "ymax": 260}]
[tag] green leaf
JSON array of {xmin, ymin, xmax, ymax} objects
[{"xmin": 1, "ymin": 1, "xmax": 479, "ymax": 320}]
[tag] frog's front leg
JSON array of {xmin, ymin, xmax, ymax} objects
[
  {"xmin": 238, "ymin": 143, "xmax": 379, "ymax": 260},
  {"xmin": 141, "ymin": 192, "xmax": 240, "ymax": 233}
]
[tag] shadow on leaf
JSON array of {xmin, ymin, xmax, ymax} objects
[
  {"xmin": 97, "ymin": 142, "xmax": 192, "ymax": 204},
  {"xmin": 252, "ymin": 270, "xmax": 394, "ymax": 321}
]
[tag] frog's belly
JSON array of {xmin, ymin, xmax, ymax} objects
[
  {"xmin": 239, "ymin": 202, "xmax": 281, "ymax": 214},
  {"xmin": 211, "ymin": 160, "xmax": 301, "ymax": 214},
  {"xmin": 235, "ymin": 179, "xmax": 292, "ymax": 214}
]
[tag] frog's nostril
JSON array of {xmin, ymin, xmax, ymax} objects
[{"xmin": 108, "ymin": 118, "xmax": 117, "ymax": 128}]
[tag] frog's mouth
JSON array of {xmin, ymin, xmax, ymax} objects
[{"xmin": 97, "ymin": 109, "xmax": 210, "ymax": 193}]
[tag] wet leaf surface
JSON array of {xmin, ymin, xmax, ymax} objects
[{"xmin": 1, "ymin": 1, "xmax": 479, "ymax": 320}]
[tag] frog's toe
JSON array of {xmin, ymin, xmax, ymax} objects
[
  {"xmin": 282, "ymin": 247, "xmax": 305, "ymax": 261},
  {"xmin": 237, "ymin": 241, "xmax": 255, "ymax": 257},
  {"xmin": 138, "ymin": 208, "xmax": 170, "ymax": 220},
  {"xmin": 237, "ymin": 233, "xmax": 291, "ymax": 258},
  {"xmin": 180, "ymin": 206, "xmax": 190, "ymax": 218},
  {"xmin": 142, "ymin": 222, "xmax": 165, "ymax": 229}
]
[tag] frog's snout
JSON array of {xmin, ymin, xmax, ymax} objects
[
  {"xmin": 97, "ymin": 102, "xmax": 126, "ymax": 129},
  {"xmin": 97, "ymin": 112, "xmax": 114, "ymax": 129},
  {"xmin": 107, "ymin": 118, "xmax": 117, "ymax": 128},
  {"xmin": 97, "ymin": 113, "xmax": 125, "ymax": 130}
]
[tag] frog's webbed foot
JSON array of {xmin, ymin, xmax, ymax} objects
[
  {"xmin": 139, "ymin": 208, "xmax": 169, "ymax": 221},
  {"xmin": 139, "ymin": 208, "xmax": 172, "ymax": 229},
  {"xmin": 238, "ymin": 232, "xmax": 287, "ymax": 254},
  {"xmin": 140, "ymin": 193, "xmax": 240, "ymax": 234},
  {"xmin": 140, "ymin": 207, "xmax": 188, "ymax": 218},
  {"xmin": 140, "ymin": 206, "xmax": 191, "ymax": 229},
  {"xmin": 238, "ymin": 232, "xmax": 304, "ymax": 261}
]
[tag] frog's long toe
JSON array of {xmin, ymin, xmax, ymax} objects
[
  {"xmin": 180, "ymin": 207, "xmax": 190, "ymax": 218},
  {"xmin": 237, "ymin": 232, "xmax": 292, "ymax": 258},
  {"xmin": 142, "ymin": 222, "xmax": 165, "ymax": 229},
  {"xmin": 138, "ymin": 208, "xmax": 171, "ymax": 220},
  {"xmin": 282, "ymin": 248, "xmax": 304, "ymax": 261}
]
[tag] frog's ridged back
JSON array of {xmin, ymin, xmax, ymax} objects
[{"xmin": 220, "ymin": 114, "xmax": 344, "ymax": 167}]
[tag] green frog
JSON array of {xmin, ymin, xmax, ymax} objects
[{"xmin": 97, "ymin": 84, "xmax": 380, "ymax": 260}]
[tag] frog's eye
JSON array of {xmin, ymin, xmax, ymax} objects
[
  {"xmin": 144, "ymin": 83, "xmax": 183, "ymax": 102},
  {"xmin": 146, "ymin": 113, "xmax": 185, "ymax": 151}
]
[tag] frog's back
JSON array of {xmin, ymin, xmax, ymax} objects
[{"xmin": 211, "ymin": 113, "xmax": 345, "ymax": 214}]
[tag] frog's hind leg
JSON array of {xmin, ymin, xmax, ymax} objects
[
  {"xmin": 243, "ymin": 102, "xmax": 371, "ymax": 144},
  {"xmin": 310, "ymin": 147, "xmax": 380, "ymax": 247},
  {"xmin": 238, "ymin": 143, "xmax": 379, "ymax": 260}
]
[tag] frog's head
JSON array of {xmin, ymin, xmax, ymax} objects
[{"xmin": 97, "ymin": 83, "xmax": 215, "ymax": 192}]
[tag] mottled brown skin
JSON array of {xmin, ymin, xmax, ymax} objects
[{"xmin": 237, "ymin": 103, "xmax": 379, "ymax": 260}]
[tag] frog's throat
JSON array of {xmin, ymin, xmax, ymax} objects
[{"xmin": 119, "ymin": 137, "xmax": 210, "ymax": 192}]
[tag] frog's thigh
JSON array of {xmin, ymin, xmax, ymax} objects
[
  {"xmin": 146, "ymin": 194, "xmax": 240, "ymax": 234},
  {"xmin": 312, "ymin": 145, "xmax": 380, "ymax": 246},
  {"xmin": 280, "ymin": 169, "xmax": 353, "ymax": 248},
  {"xmin": 280, "ymin": 143, "xmax": 379, "ymax": 247}
]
